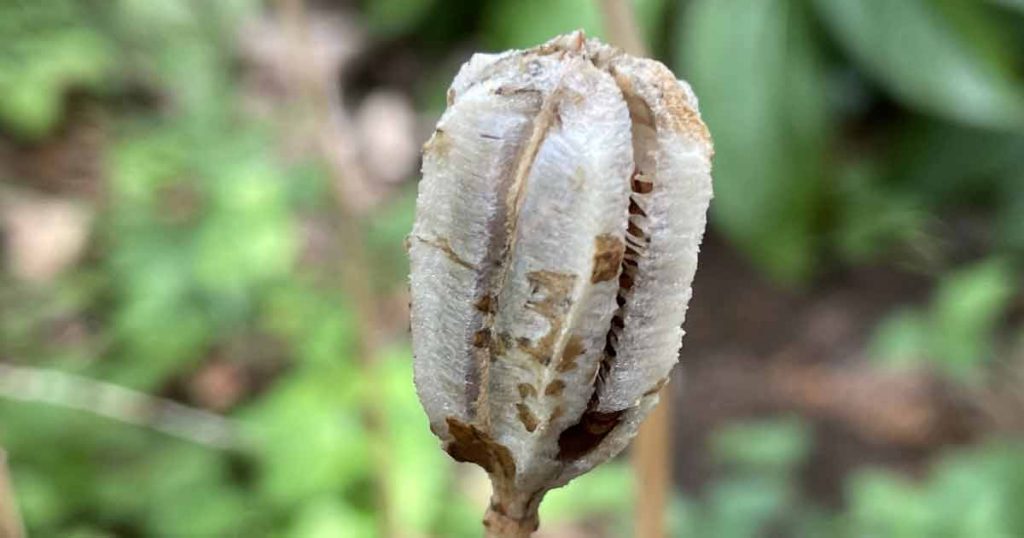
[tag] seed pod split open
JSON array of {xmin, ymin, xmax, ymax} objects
[{"xmin": 408, "ymin": 31, "xmax": 713, "ymax": 536}]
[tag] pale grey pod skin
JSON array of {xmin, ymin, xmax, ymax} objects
[{"xmin": 408, "ymin": 32, "xmax": 713, "ymax": 532}]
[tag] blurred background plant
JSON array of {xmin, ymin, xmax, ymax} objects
[{"xmin": 1, "ymin": 0, "xmax": 1023, "ymax": 536}]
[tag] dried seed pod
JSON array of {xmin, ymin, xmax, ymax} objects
[{"xmin": 408, "ymin": 31, "xmax": 713, "ymax": 537}]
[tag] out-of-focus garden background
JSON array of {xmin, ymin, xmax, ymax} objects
[{"xmin": 2, "ymin": 0, "xmax": 1024, "ymax": 536}]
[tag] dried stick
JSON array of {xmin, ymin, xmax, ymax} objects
[
  {"xmin": 484, "ymin": 509, "xmax": 536, "ymax": 538},
  {"xmin": 274, "ymin": 1, "xmax": 396, "ymax": 536},
  {"xmin": 598, "ymin": 0, "xmax": 648, "ymax": 57},
  {"xmin": 632, "ymin": 390, "xmax": 672, "ymax": 538},
  {"xmin": 0, "ymin": 451, "xmax": 26, "ymax": 538},
  {"xmin": 598, "ymin": 3, "xmax": 674, "ymax": 537},
  {"xmin": 0, "ymin": 363, "xmax": 246, "ymax": 450}
]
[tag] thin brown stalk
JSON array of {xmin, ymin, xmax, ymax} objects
[
  {"xmin": 274, "ymin": 1, "xmax": 396, "ymax": 536},
  {"xmin": 0, "ymin": 450, "xmax": 25, "ymax": 538},
  {"xmin": 483, "ymin": 514, "xmax": 534, "ymax": 538},
  {"xmin": 598, "ymin": 0, "xmax": 649, "ymax": 56},
  {"xmin": 632, "ymin": 388, "xmax": 672, "ymax": 538}
]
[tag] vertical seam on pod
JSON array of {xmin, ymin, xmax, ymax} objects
[{"xmin": 474, "ymin": 81, "xmax": 567, "ymax": 432}]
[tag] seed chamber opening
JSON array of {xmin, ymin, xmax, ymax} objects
[{"xmin": 557, "ymin": 83, "xmax": 657, "ymax": 461}]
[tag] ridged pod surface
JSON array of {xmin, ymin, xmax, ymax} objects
[{"xmin": 408, "ymin": 31, "xmax": 713, "ymax": 536}]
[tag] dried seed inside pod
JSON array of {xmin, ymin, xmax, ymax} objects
[{"xmin": 408, "ymin": 31, "xmax": 713, "ymax": 536}]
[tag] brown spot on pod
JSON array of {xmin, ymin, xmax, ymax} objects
[
  {"xmin": 544, "ymin": 379, "xmax": 566, "ymax": 397},
  {"xmin": 590, "ymin": 234, "xmax": 625, "ymax": 283},
  {"xmin": 518, "ymin": 270, "xmax": 576, "ymax": 365},
  {"xmin": 472, "ymin": 329, "xmax": 491, "ymax": 348},
  {"xmin": 556, "ymin": 334, "xmax": 586, "ymax": 372},
  {"xmin": 444, "ymin": 417, "xmax": 516, "ymax": 482},
  {"xmin": 474, "ymin": 295, "xmax": 495, "ymax": 314},
  {"xmin": 516, "ymin": 403, "xmax": 540, "ymax": 432},
  {"xmin": 517, "ymin": 383, "xmax": 538, "ymax": 399}
]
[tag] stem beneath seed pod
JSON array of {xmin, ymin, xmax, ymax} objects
[
  {"xmin": 483, "ymin": 511, "xmax": 535, "ymax": 538},
  {"xmin": 633, "ymin": 388, "xmax": 672, "ymax": 538},
  {"xmin": 483, "ymin": 490, "xmax": 542, "ymax": 538}
]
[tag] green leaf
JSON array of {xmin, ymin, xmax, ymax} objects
[
  {"xmin": 847, "ymin": 470, "xmax": 936, "ymax": 538},
  {"xmin": 870, "ymin": 258, "xmax": 1015, "ymax": 381},
  {"xmin": 242, "ymin": 370, "xmax": 369, "ymax": 507},
  {"xmin": 14, "ymin": 467, "xmax": 69, "ymax": 531},
  {"xmin": 366, "ymin": 187, "xmax": 418, "ymax": 290},
  {"xmin": 833, "ymin": 162, "xmax": 929, "ymax": 264},
  {"xmin": 541, "ymin": 462, "xmax": 633, "ymax": 529},
  {"xmin": 992, "ymin": 0, "xmax": 1024, "ymax": 12},
  {"xmin": 929, "ymin": 258, "xmax": 1014, "ymax": 379},
  {"xmin": 288, "ymin": 498, "xmax": 377, "ymax": 538},
  {"xmin": 56, "ymin": 529, "xmax": 116, "ymax": 538},
  {"xmin": 379, "ymin": 348, "xmax": 458, "ymax": 535},
  {"xmin": 706, "ymin": 477, "xmax": 790, "ymax": 538},
  {"xmin": 193, "ymin": 161, "xmax": 297, "ymax": 294},
  {"xmin": 679, "ymin": 0, "xmax": 828, "ymax": 282},
  {"xmin": 813, "ymin": 0, "xmax": 1024, "ymax": 130},
  {"xmin": 870, "ymin": 309, "xmax": 931, "ymax": 369},
  {"xmin": 0, "ymin": 0, "xmax": 114, "ymax": 138},
  {"xmin": 262, "ymin": 282, "xmax": 357, "ymax": 369},
  {"xmin": 710, "ymin": 418, "xmax": 810, "ymax": 473},
  {"xmin": 997, "ymin": 173, "xmax": 1024, "ymax": 253},
  {"xmin": 886, "ymin": 119, "xmax": 1024, "ymax": 205},
  {"xmin": 140, "ymin": 448, "xmax": 253, "ymax": 536},
  {"xmin": 846, "ymin": 443, "xmax": 1024, "ymax": 537},
  {"xmin": 113, "ymin": 0, "xmax": 251, "ymax": 120}
]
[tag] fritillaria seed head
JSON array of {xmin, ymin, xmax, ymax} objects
[{"xmin": 408, "ymin": 31, "xmax": 713, "ymax": 536}]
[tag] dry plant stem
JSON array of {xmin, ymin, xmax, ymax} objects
[
  {"xmin": 483, "ymin": 510, "xmax": 535, "ymax": 538},
  {"xmin": 0, "ymin": 363, "xmax": 245, "ymax": 449},
  {"xmin": 484, "ymin": 491, "xmax": 542, "ymax": 538},
  {"xmin": 598, "ymin": 4, "xmax": 674, "ymax": 538},
  {"xmin": 598, "ymin": 0, "xmax": 649, "ymax": 56},
  {"xmin": 276, "ymin": 1, "xmax": 396, "ymax": 536},
  {"xmin": 632, "ymin": 385, "xmax": 671, "ymax": 538},
  {"xmin": 0, "ymin": 450, "xmax": 25, "ymax": 538}
]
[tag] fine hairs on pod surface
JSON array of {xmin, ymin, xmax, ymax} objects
[{"xmin": 408, "ymin": 31, "xmax": 713, "ymax": 537}]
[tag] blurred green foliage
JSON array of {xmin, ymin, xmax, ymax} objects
[
  {"xmin": 814, "ymin": 0, "xmax": 1024, "ymax": 130},
  {"xmin": 682, "ymin": 0, "xmax": 829, "ymax": 282},
  {"xmin": 0, "ymin": 0, "xmax": 113, "ymax": 139},
  {"xmin": 872, "ymin": 258, "xmax": 1015, "ymax": 381},
  {"xmin": 682, "ymin": 0, "xmax": 1024, "ymax": 282},
  {"xmin": 676, "ymin": 419, "xmax": 815, "ymax": 537},
  {"xmin": 671, "ymin": 419, "xmax": 1024, "ymax": 538},
  {"xmin": 1, "ymin": 0, "xmax": 1023, "ymax": 536},
  {"xmin": 846, "ymin": 441, "xmax": 1024, "ymax": 537}
]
